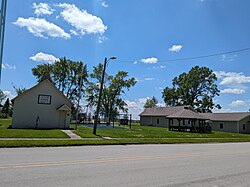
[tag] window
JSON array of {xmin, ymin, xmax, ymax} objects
[
  {"xmin": 38, "ymin": 94, "xmax": 51, "ymax": 105},
  {"xmin": 157, "ymin": 119, "xmax": 160, "ymax": 125},
  {"xmin": 243, "ymin": 124, "xmax": 246, "ymax": 130},
  {"xmin": 220, "ymin": 123, "xmax": 224, "ymax": 129}
]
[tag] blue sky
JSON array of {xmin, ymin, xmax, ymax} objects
[{"xmin": 1, "ymin": 0, "xmax": 250, "ymax": 118}]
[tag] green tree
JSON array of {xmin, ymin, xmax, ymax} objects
[
  {"xmin": 162, "ymin": 66, "xmax": 221, "ymax": 112},
  {"xmin": 32, "ymin": 57, "xmax": 88, "ymax": 104},
  {"xmin": 144, "ymin": 96, "xmax": 158, "ymax": 108},
  {"xmin": 0, "ymin": 90, "xmax": 6, "ymax": 104},
  {"xmin": 86, "ymin": 63, "xmax": 136, "ymax": 122},
  {"xmin": 2, "ymin": 98, "xmax": 10, "ymax": 116},
  {"xmin": 12, "ymin": 84, "xmax": 26, "ymax": 95}
]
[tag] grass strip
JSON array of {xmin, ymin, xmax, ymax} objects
[{"xmin": 1, "ymin": 138, "xmax": 250, "ymax": 148}]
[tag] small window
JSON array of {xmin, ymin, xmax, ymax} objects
[
  {"xmin": 157, "ymin": 119, "xmax": 160, "ymax": 125},
  {"xmin": 243, "ymin": 124, "xmax": 246, "ymax": 130},
  {"xmin": 220, "ymin": 123, "xmax": 224, "ymax": 129}
]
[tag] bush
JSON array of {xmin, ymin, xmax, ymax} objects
[{"xmin": 0, "ymin": 113, "xmax": 8, "ymax": 118}]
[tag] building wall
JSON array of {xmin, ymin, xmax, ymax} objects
[
  {"xmin": 239, "ymin": 117, "xmax": 250, "ymax": 134},
  {"xmin": 211, "ymin": 117, "xmax": 250, "ymax": 134},
  {"xmin": 140, "ymin": 116, "xmax": 199, "ymax": 128},
  {"xmin": 140, "ymin": 116, "xmax": 168, "ymax": 127},
  {"xmin": 12, "ymin": 82, "xmax": 71, "ymax": 129},
  {"xmin": 211, "ymin": 121, "xmax": 238, "ymax": 133},
  {"xmin": 140, "ymin": 116, "xmax": 182, "ymax": 128}
]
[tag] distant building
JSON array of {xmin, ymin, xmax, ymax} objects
[
  {"xmin": 201, "ymin": 112, "xmax": 250, "ymax": 134},
  {"xmin": 139, "ymin": 106, "xmax": 250, "ymax": 133},
  {"xmin": 12, "ymin": 80, "xmax": 72, "ymax": 129}
]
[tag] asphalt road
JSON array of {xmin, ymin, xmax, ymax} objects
[{"xmin": 1, "ymin": 143, "xmax": 250, "ymax": 187}]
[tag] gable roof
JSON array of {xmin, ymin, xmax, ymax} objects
[
  {"xmin": 57, "ymin": 104, "xmax": 71, "ymax": 111},
  {"xmin": 201, "ymin": 112, "xmax": 250, "ymax": 122},
  {"xmin": 12, "ymin": 79, "xmax": 71, "ymax": 105},
  {"xmin": 139, "ymin": 106, "xmax": 194, "ymax": 116},
  {"xmin": 167, "ymin": 108, "xmax": 208, "ymax": 120},
  {"xmin": 139, "ymin": 106, "xmax": 208, "ymax": 120}
]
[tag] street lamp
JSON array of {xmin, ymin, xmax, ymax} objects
[{"xmin": 93, "ymin": 56, "xmax": 116, "ymax": 135}]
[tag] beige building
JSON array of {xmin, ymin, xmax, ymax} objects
[
  {"xmin": 201, "ymin": 113, "xmax": 250, "ymax": 134},
  {"xmin": 139, "ymin": 106, "xmax": 209, "ymax": 132},
  {"xmin": 139, "ymin": 106, "xmax": 250, "ymax": 134},
  {"xmin": 12, "ymin": 80, "xmax": 72, "ymax": 129}
]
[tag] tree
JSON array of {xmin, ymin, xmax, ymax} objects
[
  {"xmin": 162, "ymin": 66, "xmax": 221, "ymax": 112},
  {"xmin": 13, "ymin": 84, "xmax": 26, "ymax": 95},
  {"xmin": 144, "ymin": 96, "xmax": 158, "ymax": 108},
  {"xmin": 86, "ymin": 63, "xmax": 136, "ymax": 122},
  {"xmin": 32, "ymin": 57, "xmax": 88, "ymax": 105},
  {"xmin": 2, "ymin": 98, "xmax": 10, "ymax": 116},
  {"xmin": 0, "ymin": 90, "xmax": 6, "ymax": 104}
]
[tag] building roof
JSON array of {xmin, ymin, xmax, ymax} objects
[
  {"xmin": 12, "ymin": 79, "xmax": 72, "ymax": 105},
  {"xmin": 139, "ymin": 106, "xmax": 250, "ymax": 121},
  {"xmin": 201, "ymin": 112, "xmax": 250, "ymax": 122},
  {"xmin": 167, "ymin": 108, "xmax": 208, "ymax": 120},
  {"xmin": 57, "ymin": 104, "xmax": 71, "ymax": 111},
  {"xmin": 139, "ymin": 106, "xmax": 184, "ymax": 116},
  {"xmin": 139, "ymin": 105, "xmax": 205, "ymax": 119}
]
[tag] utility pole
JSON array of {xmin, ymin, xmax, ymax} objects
[
  {"xmin": 93, "ymin": 57, "xmax": 116, "ymax": 135},
  {"xmin": 0, "ymin": 0, "xmax": 7, "ymax": 83}
]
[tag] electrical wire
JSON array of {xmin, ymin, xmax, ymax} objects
[{"xmin": 118, "ymin": 47, "xmax": 250, "ymax": 63}]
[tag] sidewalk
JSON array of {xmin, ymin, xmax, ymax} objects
[{"xmin": 61, "ymin": 130, "xmax": 82, "ymax": 139}]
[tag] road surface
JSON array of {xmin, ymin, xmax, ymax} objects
[{"xmin": 1, "ymin": 143, "xmax": 250, "ymax": 187}]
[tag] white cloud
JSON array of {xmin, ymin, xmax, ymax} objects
[
  {"xmin": 133, "ymin": 61, "xmax": 138, "ymax": 64},
  {"xmin": 101, "ymin": 1, "xmax": 109, "ymax": 8},
  {"xmin": 230, "ymin": 100, "xmax": 246, "ymax": 107},
  {"xmin": 2, "ymin": 63, "xmax": 16, "ymax": 70},
  {"xmin": 221, "ymin": 88, "xmax": 246, "ymax": 94},
  {"xmin": 125, "ymin": 98, "xmax": 148, "ymax": 119},
  {"xmin": 32, "ymin": 3, "xmax": 55, "ymax": 16},
  {"xmin": 30, "ymin": 52, "xmax": 59, "ymax": 64},
  {"xmin": 3, "ymin": 91, "xmax": 16, "ymax": 100},
  {"xmin": 126, "ymin": 97, "xmax": 164, "ymax": 119},
  {"xmin": 169, "ymin": 44, "xmax": 183, "ymax": 52},
  {"xmin": 70, "ymin": 29, "xmax": 78, "ymax": 36},
  {"xmin": 14, "ymin": 17, "xmax": 71, "ymax": 39},
  {"xmin": 221, "ymin": 54, "xmax": 237, "ymax": 62},
  {"xmin": 215, "ymin": 71, "xmax": 250, "ymax": 85},
  {"xmin": 144, "ymin": 77, "xmax": 155, "ymax": 81},
  {"xmin": 160, "ymin": 65, "xmax": 166, "ymax": 69},
  {"xmin": 213, "ymin": 108, "xmax": 235, "ymax": 113},
  {"xmin": 141, "ymin": 57, "xmax": 158, "ymax": 64},
  {"xmin": 98, "ymin": 35, "xmax": 108, "ymax": 43},
  {"xmin": 57, "ymin": 3, "xmax": 107, "ymax": 36}
]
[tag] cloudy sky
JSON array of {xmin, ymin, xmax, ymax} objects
[{"xmin": 2, "ymin": 0, "xmax": 250, "ymax": 118}]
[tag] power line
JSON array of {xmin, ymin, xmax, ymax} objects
[{"xmin": 119, "ymin": 47, "xmax": 250, "ymax": 63}]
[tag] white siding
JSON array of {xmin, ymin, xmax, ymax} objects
[{"xmin": 12, "ymin": 81, "xmax": 71, "ymax": 129}]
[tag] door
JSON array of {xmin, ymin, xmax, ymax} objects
[{"xmin": 59, "ymin": 111, "xmax": 66, "ymax": 129}]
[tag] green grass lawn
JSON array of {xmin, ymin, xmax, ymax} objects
[
  {"xmin": 1, "ymin": 120, "xmax": 250, "ymax": 147},
  {"xmin": 75, "ymin": 123, "xmax": 250, "ymax": 139},
  {"xmin": 0, "ymin": 118, "xmax": 69, "ymax": 138}
]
